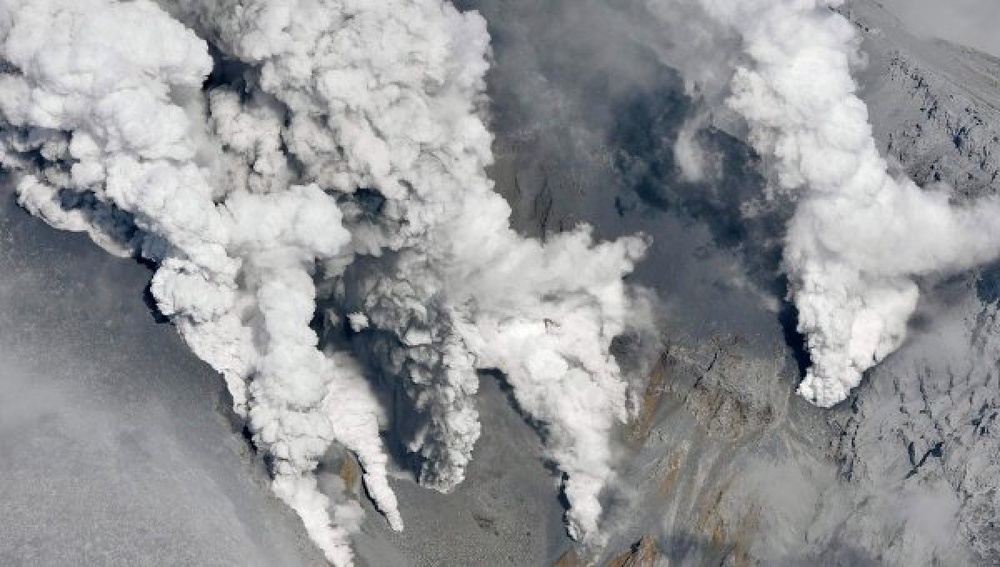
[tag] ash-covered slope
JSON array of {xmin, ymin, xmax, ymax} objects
[
  {"xmin": 0, "ymin": 185, "xmax": 327, "ymax": 566},
  {"xmin": 832, "ymin": 2, "xmax": 1000, "ymax": 561},
  {"xmin": 844, "ymin": 0, "xmax": 1000, "ymax": 198}
]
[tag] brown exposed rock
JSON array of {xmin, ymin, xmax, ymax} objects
[
  {"xmin": 692, "ymin": 480, "xmax": 760, "ymax": 567},
  {"xmin": 657, "ymin": 445, "xmax": 689, "ymax": 498},
  {"xmin": 338, "ymin": 453, "xmax": 362, "ymax": 495},
  {"xmin": 670, "ymin": 336, "xmax": 784, "ymax": 441},
  {"xmin": 553, "ymin": 548, "xmax": 585, "ymax": 567},
  {"xmin": 609, "ymin": 535, "xmax": 662, "ymax": 567},
  {"xmin": 707, "ymin": 506, "xmax": 759, "ymax": 567},
  {"xmin": 627, "ymin": 351, "xmax": 672, "ymax": 446}
]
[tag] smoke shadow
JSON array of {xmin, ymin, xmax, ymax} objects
[
  {"xmin": 776, "ymin": 283, "xmax": 811, "ymax": 379},
  {"xmin": 604, "ymin": 79, "xmax": 792, "ymax": 296},
  {"xmin": 483, "ymin": 368, "xmax": 585, "ymax": 540},
  {"xmin": 480, "ymin": 368, "xmax": 565, "ymax": 476},
  {"xmin": 135, "ymin": 257, "xmax": 171, "ymax": 325},
  {"xmin": 327, "ymin": 326, "xmax": 425, "ymax": 478},
  {"xmin": 975, "ymin": 258, "xmax": 1000, "ymax": 304}
]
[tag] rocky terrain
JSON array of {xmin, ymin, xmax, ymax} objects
[{"xmin": 846, "ymin": 1, "xmax": 1000, "ymax": 199}]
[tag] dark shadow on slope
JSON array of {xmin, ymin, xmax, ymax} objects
[
  {"xmin": 605, "ymin": 80, "xmax": 792, "ymax": 298},
  {"xmin": 975, "ymin": 258, "xmax": 1000, "ymax": 305},
  {"xmin": 136, "ymin": 257, "xmax": 171, "ymax": 325},
  {"xmin": 777, "ymin": 284, "xmax": 811, "ymax": 379}
]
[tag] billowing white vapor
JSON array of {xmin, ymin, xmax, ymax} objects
[
  {"xmin": 0, "ymin": 1, "xmax": 400, "ymax": 563},
  {"xmin": 651, "ymin": 0, "xmax": 1000, "ymax": 407},
  {"xmin": 0, "ymin": 0, "xmax": 648, "ymax": 561}
]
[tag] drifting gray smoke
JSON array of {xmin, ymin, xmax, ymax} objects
[
  {"xmin": 0, "ymin": 0, "xmax": 651, "ymax": 562},
  {"xmin": 645, "ymin": 0, "xmax": 1000, "ymax": 407}
]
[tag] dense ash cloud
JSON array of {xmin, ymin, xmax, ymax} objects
[{"xmin": 0, "ymin": 0, "xmax": 651, "ymax": 561}]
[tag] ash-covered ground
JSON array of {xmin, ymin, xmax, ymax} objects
[{"xmin": 0, "ymin": 184, "xmax": 326, "ymax": 566}]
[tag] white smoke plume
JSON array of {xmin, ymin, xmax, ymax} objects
[
  {"xmin": 0, "ymin": 0, "xmax": 650, "ymax": 561},
  {"xmin": 648, "ymin": 0, "xmax": 1000, "ymax": 407},
  {"xmin": 0, "ymin": 1, "xmax": 402, "ymax": 563},
  {"xmin": 159, "ymin": 0, "xmax": 652, "ymax": 542}
]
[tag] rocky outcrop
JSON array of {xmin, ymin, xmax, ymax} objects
[
  {"xmin": 842, "ymin": 0, "xmax": 1000, "ymax": 199},
  {"xmin": 609, "ymin": 535, "xmax": 662, "ymax": 567},
  {"xmin": 553, "ymin": 548, "xmax": 586, "ymax": 567}
]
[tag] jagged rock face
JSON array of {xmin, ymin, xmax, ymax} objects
[
  {"xmin": 609, "ymin": 535, "xmax": 662, "ymax": 567},
  {"xmin": 843, "ymin": 0, "xmax": 1000, "ymax": 199},
  {"xmin": 553, "ymin": 548, "xmax": 585, "ymax": 567},
  {"xmin": 554, "ymin": 535, "xmax": 663, "ymax": 567},
  {"xmin": 823, "ymin": 266, "xmax": 1000, "ymax": 562},
  {"xmin": 831, "ymin": 3, "xmax": 1000, "ymax": 562}
]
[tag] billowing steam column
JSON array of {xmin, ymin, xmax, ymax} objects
[
  {"xmin": 159, "ymin": 0, "xmax": 650, "ymax": 543},
  {"xmin": 0, "ymin": 0, "xmax": 650, "ymax": 562},
  {"xmin": 0, "ymin": 1, "xmax": 401, "ymax": 564},
  {"xmin": 689, "ymin": 0, "xmax": 1000, "ymax": 407}
]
